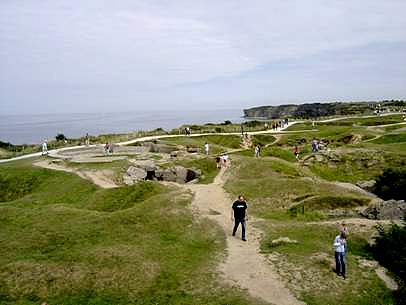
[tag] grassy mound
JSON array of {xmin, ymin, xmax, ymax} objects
[
  {"xmin": 0, "ymin": 162, "xmax": 265, "ymax": 305},
  {"xmin": 251, "ymin": 134, "xmax": 276, "ymax": 146},
  {"xmin": 371, "ymin": 134, "xmax": 406, "ymax": 144},
  {"xmin": 224, "ymin": 156, "xmax": 395, "ymax": 305},
  {"xmin": 289, "ymin": 196, "xmax": 370, "ymax": 216}
]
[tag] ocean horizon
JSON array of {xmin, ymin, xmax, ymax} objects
[{"xmin": 0, "ymin": 108, "xmax": 245, "ymax": 145}]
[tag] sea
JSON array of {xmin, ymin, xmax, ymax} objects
[{"xmin": 0, "ymin": 108, "xmax": 245, "ymax": 145}]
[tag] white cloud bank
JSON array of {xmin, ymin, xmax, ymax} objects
[{"xmin": 1, "ymin": 0, "xmax": 405, "ymax": 113}]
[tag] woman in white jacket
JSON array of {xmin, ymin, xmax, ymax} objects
[{"xmin": 333, "ymin": 232, "xmax": 347, "ymax": 279}]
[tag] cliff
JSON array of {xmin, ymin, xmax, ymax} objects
[{"xmin": 243, "ymin": 102, "xmax": 374, "ymax": 119}]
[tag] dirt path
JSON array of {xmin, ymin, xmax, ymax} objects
[
  {"xmin": 185, "ymin": 168, "xmax": 305, "ymax": 305},
  {"xmin": 33, "ymin": 160, "xmax": 118, "ymax": 189}
]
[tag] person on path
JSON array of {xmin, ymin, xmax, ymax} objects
[
  {"xmin": 216, "ymin": 156, "xmax": 221, "ymax": 169},
  {"xmin": 333, "ymin": 232, "xmax": 347, "ymax": 279},
  {"xmin": 104, "ymin": 143, "xmax": 110, "ymax": 154},
  {"xmin": 254, "ymin": 145, "xmax": 260, "ymax": 157},
  {"xmin": 231, "ymin": 195, "xmax": 248, "ymax": 241},
  {"xmin": 222, "ymin": 154, "xmax": 229, "ymax": 167},
  {"xmin": 85, "ymin": 133, "xmax": 90, "ymax": 146},
  {"xmin": 311, "ymin": 138, "xmax": 318, "ymax": 152},
  {"xmin": 42, "ymin": 139, "xmax": 48, "ymax": 156},
  {"xmin": 294, "ymin": 146, "xmax": 300, "ymax": 160},
  {"xmin": 204, "ymin": 142, "xmax": 209, "ymax": 155}
]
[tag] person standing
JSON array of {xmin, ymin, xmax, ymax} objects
[
  {"xmin": 231, "ymin": 195, "xmax": 248, "ymax": 241},
  {"xmin": 204, "ymin": 142, "xmax": 209, "ymax": 155},
  {"xmin": 333, "ymin": 232, "xmax": 347, "ymax": 279},
  {"xmin": 254, "ymin": 145, "xmax": 260, "ymax": 157},
  {"xmin": 42, "ymin": 139, "xmax": 48, "ymax": 156},
  {"xmin": 294, "ymin": 146, "xmax": 300, "ymax": 160}
]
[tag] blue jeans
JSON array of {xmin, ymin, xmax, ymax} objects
[
  {"xmin": 335, "ymin": 252, "xmax": 346, "ymax": 276},
  {"xmin": 232, "ymin": 218, "xmax": 246, "ymax": 240}
]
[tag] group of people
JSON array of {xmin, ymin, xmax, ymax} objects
[
  {"xmin": 271, "ymin": 118, "xmax": 289, "ymax": 131},
  {"xmin": 215, "ymin": 154, "xmax": 230, "ymax": 168},
  {"xmin": 231, "ymin": 196, "xmax": 350, "ymax": 280},
  {"xmin": 104, "ymin": 142, "xmax": 114, "ymax": 154}
]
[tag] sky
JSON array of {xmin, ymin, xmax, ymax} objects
[{"xmin": 1, "ymin": 0, "xmax": 405, "ymax": 115}]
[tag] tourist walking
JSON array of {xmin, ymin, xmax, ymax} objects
[
  {"xmin": 333, "ymin": 232, "xmax": 347, "ymax": 279},
  {"xmin": 216, "ymin": 156, "xmax": 221, "ymax": 169},
  {"xmin": 222, "ymin": 154, "xmax": 229, "ymax": 167},
  {"xmin": 254, "ymin": 145, "xmax": 260, "ymax": 157},
  {"xmin": 311, "ymin": 138, "xmax": 318, "ymax": 152},
  {"xmin": 42, "ymin": 139, "xmax": 48, "ymax": 156},
  {"xmin": 231, "ymin": 195, "xmax": 248, "ymax": 241}
]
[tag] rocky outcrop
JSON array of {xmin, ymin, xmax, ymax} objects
[
  {"xmin": 244, "ymin": 102, "xmax": 372, "ymax": 119},
  {"xmin": 124, "ymin": 164, "xmax": 201, "ymax": 185},
  {"xmin": 356, "ymin": 180, "xmax": 376, "ymax": 193},
  {"xmin": 155, "ymin": 166, "xmax": 201, "ymax": 184},
  {"xmin": 123, "ymin": 166, "xmax": 147, "ymax": 185},
  {"xmin": 359, "ymin": 199, "xmax": 406, "ymax": 220},
  {"xmin": 144, "ymin": 142, "xmax": 179, "ymax": 154}
]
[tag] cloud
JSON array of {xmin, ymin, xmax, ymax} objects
[{"xmin": 0, "ymin": 0, "xmax": 405, "ymax": 113}]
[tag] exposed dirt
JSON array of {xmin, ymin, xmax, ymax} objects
[
  {"xmin": 33, "ymin": 160, "xmax": 118, "ymax": 189},
  {"xmin": 184, "ymin": 168, "xmax": 305, "ymax": 305}
]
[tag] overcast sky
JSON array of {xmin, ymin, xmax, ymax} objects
[{"xmin": 1, "ymin": 0, "xmax": 405, "ymax": 114}]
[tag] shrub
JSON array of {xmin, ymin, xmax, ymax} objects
[
  {"xmin": 375, "ymin": 168, "xmax": 406, "ymax": 200},
  {"xmin": 55, "ymin": 133, "xmax": 67, "ymax": 141},
  {"xmin": 372, "ymin": 222, "xmax": 406, "ymax": 304}
]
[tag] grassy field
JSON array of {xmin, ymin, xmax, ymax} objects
[
  {"xmin": 0, "ymin": 161, "xmax": 266, "ymax": 305},
  {"xmin": 1, "ymin": 114, "xmax": 404, "ymax": 304},
  {"xmin": 223, "ymin": 156, "xmax": 395, "ymax": 305}
]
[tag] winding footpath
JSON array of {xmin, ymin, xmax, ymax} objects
[
  {"xmin": 185, "ymin": 168, "xmax": 305, "ymax": 305},
  {"xmin": 0, "ymin": 122, "xmax": 302, "ymax": 164}
]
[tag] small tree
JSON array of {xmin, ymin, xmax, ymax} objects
[
  {"xmin": 55, "ymin": 133, "xmax": 67, "ymax": 141},
  {"xmin": 375, "ymin": 168, "xmax": 406, "ymax": 200},
  {"xmin": 372, "ymin": 222, "xmax": 406, "ymax": 304}
]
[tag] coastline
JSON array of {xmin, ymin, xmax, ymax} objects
[{"xmin": 0, "ymin": 108, "xmax": 245, "ymax": 145}]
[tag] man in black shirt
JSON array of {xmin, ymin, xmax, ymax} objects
[{"xmin": 231, "ymin": 195, "xmax": 248, "ymax": 241}]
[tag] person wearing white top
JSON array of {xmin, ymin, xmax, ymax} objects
[
  {"xmin": 204, "ymin": 143, "xmax": 209, "ymax": 155},
  {"xmin": 333, "ymin": 232, "xmax": 347, "ymax": 279},
  {"xmin": 42, "ymin": 140, "xmax": 48, "ymax": 156}
]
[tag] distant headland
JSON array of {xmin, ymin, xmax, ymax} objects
[{"xmin": 243, "ymin": 100, "xmax": 406, "ymax": 119}]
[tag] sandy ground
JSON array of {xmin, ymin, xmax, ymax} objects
[
  {"xmin": 185, "ymin": 168, "xmax": 305, "ymax": 305},
  {"xmin": 33, "ymin": 160, "xmax": 118, "ymax": 188}
]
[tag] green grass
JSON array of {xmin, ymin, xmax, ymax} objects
[
  {"xmin": 224, "ymin": 156, "xmax": 394, "ymax": 304},
  {"xmin": 0, "ymin": 161, "xmax": 266, "ymax": 305},
  {"xmin": 173, "ymin": 157, "xmax": 218, "ymax": 184},
  {"xmin": 263, "ymin": 146, "xmax": 297, "ymax": 162},
  {"xmin": 234, "ymin": 146, "xmax": 297, "ymax": 162},
  {"xmin": 1, "ymin": 115, "xmax": 402, "ymax": 305},
  {"xmin": 384, "ymin": 124, "xmax": 406, "ymax": 132},
  {"xmin": 371, "ymin": 133, "xmax": 406, "ymax": 144},
  {"xmin": 289, "ymin": 196, "xmax": 370, "ymax": 216},
  {"xmin": 286, "ymin": 114, "xmax": 402, "ymax": 131},
  {"xmin": 161, "ymin": 135, "xmax": 241, "ymax": 152},
  {"xmin": 251, "ymin": 134, "xmax": 276, "ymax": 146}
]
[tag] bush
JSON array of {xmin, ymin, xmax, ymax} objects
[
  {"xmin": 372, "ymin": 222, "xmax": 406, "ymax": 304},
  {"xmin": 55, "ymin": 133, "xmax": 67, "ymax": 141},
  {"xmin": 375, "ymin": 168, "xmax": 406, "ymax": 200}
]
